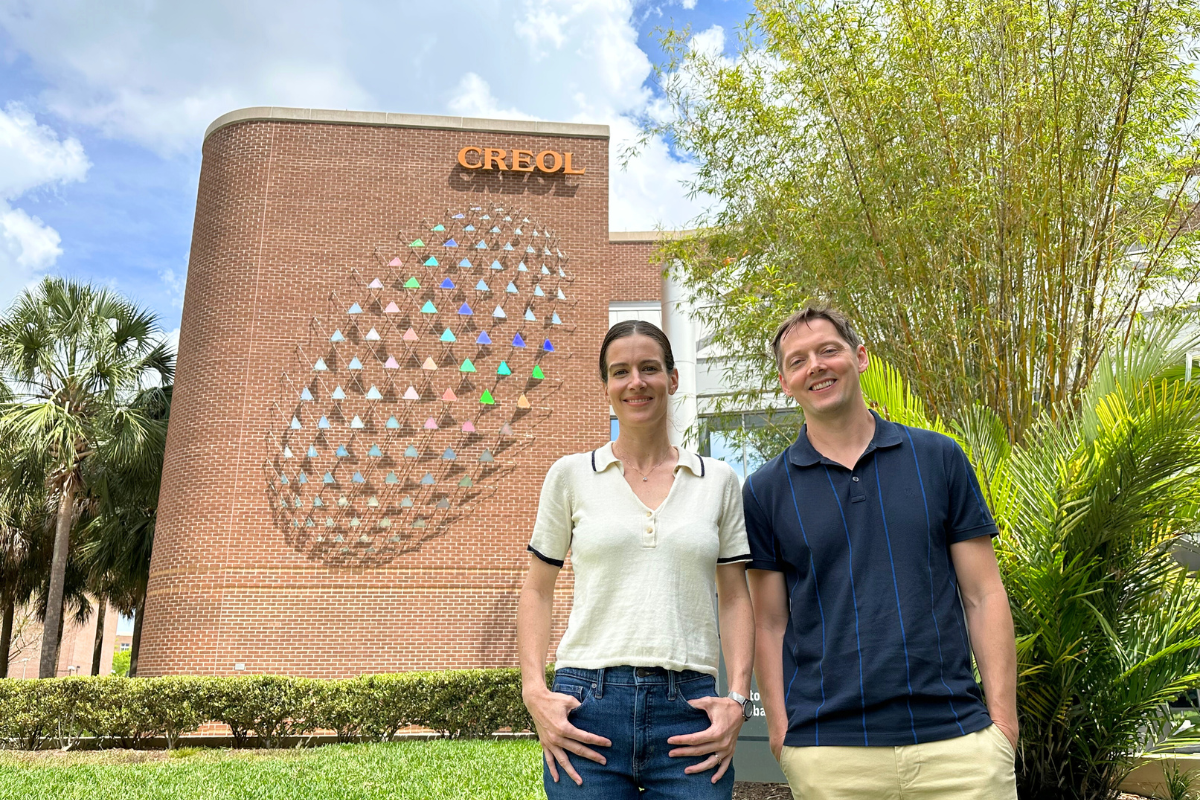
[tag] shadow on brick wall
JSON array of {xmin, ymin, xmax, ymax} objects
[{"xmin": 448, "ymin": 167, "xmax": 581, "ymax": 197}]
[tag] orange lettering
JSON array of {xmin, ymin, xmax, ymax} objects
[
  {"xmin": 484, "ymin": 148, "xmax": 509, "ymax": 170},
  {"xmin": 512, "ymin": 150, "xmax": 534, "ymax": 172},
  {"xmin": 457, "ymin": 146, "xmax": 483, "ymax": 169},
  {"xmin": 536, "ymin": 150, "xmax": 563, "ymax": 173},
  {"xmin": 562, "ymin": 152, "xmax": 585, "ymax": 175}
]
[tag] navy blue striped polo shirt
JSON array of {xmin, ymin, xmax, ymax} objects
[{"xmin": 743, "ymin": 411, "xmax": 996, "ymax": 747}]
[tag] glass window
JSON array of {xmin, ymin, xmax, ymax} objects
[{"xmin": 610, "ymin": 417, "xmax": 619, "ymax": 441}]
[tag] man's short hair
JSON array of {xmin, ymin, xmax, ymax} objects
[{"xmin": 771, "ymin": 304, "xmax": 862, "ymax": 373}]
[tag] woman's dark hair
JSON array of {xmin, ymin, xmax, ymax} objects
[{"xmin": 599, "ymin": 320, "xmax": 675, "ymax": 382}]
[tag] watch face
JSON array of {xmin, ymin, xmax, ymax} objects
[{"xmin": 741, "ymin": 699, "xmax": 753, "ymax": 720}]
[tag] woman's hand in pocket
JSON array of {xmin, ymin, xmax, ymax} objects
[
  {"xmin": 667, "ymin": 696, "xmax": 745, "ymax": 783},
  {"xmin": 525, "ymin": 686, "xmax": 612, "ymax": 786}
]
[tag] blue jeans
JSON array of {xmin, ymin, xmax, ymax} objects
[{"xmin": 544, "ymin": 666, "xmax": 735, "ymax": 800}]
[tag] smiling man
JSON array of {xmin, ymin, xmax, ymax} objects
[{"xmin": 743, "ymin": 305, "xmax": 1018, "ymax": 799}]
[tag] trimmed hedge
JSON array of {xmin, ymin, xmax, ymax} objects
[{"xmin": 0, "ymin": 668, "xmax": 536, "ymax": 750}]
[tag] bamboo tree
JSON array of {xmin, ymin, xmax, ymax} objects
[{"xmin": 640, "ymin": 0, "xmax": 1200, "ymax": 441}]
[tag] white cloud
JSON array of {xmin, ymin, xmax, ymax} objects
[
  {"xmin": 160, "ymin": 268, "xmax": 187, "ymax": 309},
  {"xmin": 0, "ymin": 104, "xmax": 89, "ymax": 311},
  {"xmin": 0, "ymin": 0, "xmax": 713, "ymax": 230},
  {"xmin": 681, "ymin": 0, "xmax": 699, "ymax": 8}
]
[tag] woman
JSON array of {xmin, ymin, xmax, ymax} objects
[{"xmin": 517, "ymin": 320, "xmax": 755, "ymax": 799}]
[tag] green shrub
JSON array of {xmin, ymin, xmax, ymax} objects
[
  {"xmin": 0, "ymin": 669, "xmax": 534, "ymax": 749},
  {"xmin": 110, "ymin": 649, "xmax": 130, "ymax": 677}
]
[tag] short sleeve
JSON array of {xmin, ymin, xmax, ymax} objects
[
  {"xmin": 743, "ymin": 473, "xmax": 782, "ymax": 571},
  {"xmin": 944, "ymin": 441, "xmax": 999, "ymax": 543},
  {"xmin": 716, "ymin": 468, "xmax": 751, "ymax": 564},
  {"xmin": 528, "ymin": 456, "xmax": 575, "ymax": 567}
]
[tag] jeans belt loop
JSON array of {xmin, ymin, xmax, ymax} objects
[
  {"xmin": 595, "ymin": 667, "xmax": 605, "ymax": 699},
  {"xmin": 667, "ymin": 668, "xmax": 677, "ymax": 701}
]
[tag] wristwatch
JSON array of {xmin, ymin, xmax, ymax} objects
[{"xmin": 727, "ymin": 691, "xmax": 753, "ymax": 721}]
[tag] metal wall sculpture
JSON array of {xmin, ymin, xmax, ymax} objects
[{"xmin": 267, "ymin": 206, "xmax": 576, "ymax": 566}]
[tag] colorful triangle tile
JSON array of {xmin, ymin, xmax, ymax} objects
[
  {"xmin": 497, "ymin": 361, "xmax": 512, "ymax": 376},
  {"xmin": 424, "ymin": 417, "xmax": 439, "ymax": 430},
  {"xmin": 314, "ymin": 358, "xmax": 327, "ymax": 371},
  {"xmin": 404, "ymin": 386, "xmax": 420, "ymax": 400},
  {"xmin": 424, "ymin": 256, "xmax": 439, "ymax": 267},
  {"xmin": 386, "ymin": 415, "xmax": 400, "ymax": 428},
  {"xmin": 290, "ymin": 416, "xmax": 301, "ymax": 429},
  {"xmin": 479, "ymin": 449, "xmax": 494, "ymax": 462},
  {"xmin": 557, "ymin": 288, "xmax": 566, "ymax": 300},
  {"xmin": 458, "ymin": 476, "xmax": 473, "ymax": 487},
  {"xmin": 458, "ymin": 303, "xmax": 473, "ymax": 315},
  {"xmin": 506, "ymin": 282, "xmax": 518, "ymax": 293},
  {"xmin": 475, "ymin": 280, "xmax": 490, "ymax": 292},
  {"xmin": 459, "ymin": 258, "xmax": 473, "ymax": 268},
  {"xmin": 480, "ymin": 389, "xmax": 495, "ymax": 405},
  {"xmin": 464, "ymin": 224, "xmax": 475, "ymax": 231},
  {"xmin": 493, "ymin": 306, "xmax": 506, "ymax": 318},
  {"xmin": 444, "ymin": 239, "xmax": 458, "ymax": 247},
  {"xmin": 440, "ymin": 277, "xmax": 455, "ymax": 289},
  {"xmin": 405, "ymin": 446, "xmax": 419, "ymax": 458},
  {"xmin": 441, "ymin": 328, "xmax": 457, "ymax": 343},
  {"xmin": 366, "ymin": 386, "xmax": 383, "ymax": 400},
  {"xmin": 318, "ymin": 416, "xmax": 331, "ymax": 428},
  {"xmin": 384, "ymin": 301, "xmax": 401, "ymax": 314},
  {"xmin": 421, "ymin": 473, "xmax": 435, "ymax": 484},
  {"xmin": 501, "ymin": 423, "xmax": 513, "ymax": 436},
  {"xmin": 369, "ymin": 444, "xmax": 382, "ymax": 457},
  {"xmin": 443, "ymin": 388, "xmax": 458, "ymax": 401},
  {"xmin": 368, "ymin": 278, "xmax": 384, "ymax": 289},
  {"xmin": 350, "ymin": 415, "xmax": 364, "ymax": 428},
  {"xmin": 524, "ymin": 308, "xmax": 536, "ymax": 321},
  {"xmin": 542, "ymin": 265, "xmax": 551, "ymax": 275},
  {"xmin": 551, "ymin": 313, "xmax": 562, "ymax": 324},
  {"xmin": 405, "ymin": 277, "xmax": 421, "ymax": 288},
  {"xmin": 533, "ymin": 285, "xmax": 544, "ymax": 297},
  {"xmin": 421, "ymin": 301, "xmax": 437, "ymax": 313},
  {"xmin": 323, "ymin": 472, "xmax": 335, "ymax": 484},
  {"xmin": 331, "ymin": 386, "xmax": 346, "ymax": 400},
  {"xmin": 432, "ymin": 224, "xmax": 446, "ymax": 232},
  {"xmin": 331, "ymin": 329, "xmax": 345, "ymax": 342},
  {"xmin": 543, "ymin": 339, "xmax": 554, "ymax": 352},
  {"xmin": 352, "ymin": 472, "xmax": 365, "ymax": 483},
  {"xmin": 462, "ymin": 420, "xmax": 476, "ymax": 433},
  {"xmin": 365, "ymin": 327, "xmax": 381, "ymax": 341},
  {"xmin": 385, "ymin": 471, "xmax": 399, "ymax": 484},
  {"xmin": 389, "ymin": 257, "xmax": 402, "ymax": 266},
  {"xmin": 517, "ymin": 261, "xmax": 528, "ymax": 272},
  {"xmin": 422, "ymin": 357, "xmax": 437, "ymax": 370},
  {"xmin": 336, "ymin": 445, "xmax": 349, "ymax": 457},
  {"xmin": 348, "ymin": 303, "xmax": 362, "ymax": 314},
  {"xmin": 348, "ymin": 357, "xmax": 363, "ymax": 370},
  {"xmin": 410, "ymin": 239, "xmax": 425, "ymax": 247},
  {"xmin": 476, "ymin": 331, "xmax": 492, "ymax": 345},
  {"xmin": 513, "ymin": 333, "xmax": 526, "ymax": 348},
  {"xmin": 460, "ymin": 358, "xmax": 476, "ymax": 373},
  {"xmin": 443, "ymin": 448, "xmax": 456, "ymax": 460},
  {"xmin": 503, "ymin": 242, "xmax": 513, "ymax": 250},
  {"xmin": 532, "ymin": 365, "xmax": 545, "ymax": 379},
  {"xmin": 300, "ymin": 387, "xmax": 313, "ymax": 400},
  {"xmin": 490, "ymin": 260, "xmax": 504, "ymax": 270},
  {"xmin": 384, "ymin": 356, "xmax": 400, "ymax": 369},
  {"xmin": 476, "ymin": 241, "xmax": 488, "ymax": 249},
  {"xmin": 517, "ymin": 394, "xmax": 531, "ymax": 409},
  {"xmin": 403, "ymin": 327, "xmax": 419, "ymax": 341},
  {"xmin": 307, "ymin": 445, "xmax": 318, "ymax": 458}
]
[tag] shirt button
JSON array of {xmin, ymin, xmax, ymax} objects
[
  {"xmin": 646, "ymin": 526, "xmax": 653, "ymax": 533},
  {"xmin": 852, "ymin": 476, "xmax": 859, "ymax": 482},
  {"xmin": 646, "ymin": 511, "xmax": 653, "ymax": 518}
]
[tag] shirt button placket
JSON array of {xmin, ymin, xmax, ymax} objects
[{"xmin": 643, "ymin": 510, "xmax": 656, "ymax": 547}]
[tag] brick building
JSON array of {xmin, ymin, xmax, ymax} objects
[{"xmin": 139, "ymin": 107, "xmax": 666, "ymax": 678}]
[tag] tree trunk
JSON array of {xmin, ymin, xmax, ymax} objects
[
  {"xmin": 90, "ymin": 598, "xmax": 106, "ymax": 676},
  {"xmin": 0, "ymin": 595, "xmax": 13, "ymax": 679},
  {"xmin": 128, "ymin": 592, "xmax": 146, "ymax": 678},
  {"xmin": 38, "ymin": 480, "xmax": 76, "ymax": 679}
]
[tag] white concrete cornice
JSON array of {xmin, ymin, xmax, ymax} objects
[
  {"xmin": 204, "ymin": 107, "xmax": 610, "ymax": 142},
  {"xmin": 608, "ymin": 230, "xmax": 696, "ymax": 243}
]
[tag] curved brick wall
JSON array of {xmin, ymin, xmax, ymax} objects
[{"xmin": 141, "ymin": 117, "xmax": 613, "ymax": 677}]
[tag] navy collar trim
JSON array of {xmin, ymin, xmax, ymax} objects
[{"xmin": 787, "ymin": 410, "xmax": 904, "ymax": 468}]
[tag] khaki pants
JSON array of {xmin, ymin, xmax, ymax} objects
[{"xmin": 780, "ymin": 724, "xmax": 1017, "ymax": 800}]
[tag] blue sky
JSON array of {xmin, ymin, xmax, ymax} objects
[{"xmin": 0, "ymin": 0, "xmax": 751, "ymax": 344}]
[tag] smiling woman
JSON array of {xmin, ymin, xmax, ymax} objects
[{"xmin": 517, "ymin": 319, "xmax": 757, "ymax": 800}]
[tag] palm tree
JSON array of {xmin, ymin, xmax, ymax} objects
[
  {"xmin": 0, "ymin": 278, "xmax": 173, "ymax": 679},
  {"xmin": 77, "ymin": 385, "xmax": 171, "ymax": 676},
  {"xmin": 864, "ymin": 317, "xmax": 1200, "ymax": 800}
]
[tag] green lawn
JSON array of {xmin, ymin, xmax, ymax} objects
[{"xmin": 0, "ymin": 740, "xmax": 547, "ymax": 800}]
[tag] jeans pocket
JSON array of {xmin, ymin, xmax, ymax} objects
[{"xmin": 676, "ymin": 677, "xmax": 717, "ymax": 714}]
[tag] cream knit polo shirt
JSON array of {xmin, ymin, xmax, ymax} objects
[{"xmin": 528, "ymin": 442, "xmax": 751, "ymax": 677}]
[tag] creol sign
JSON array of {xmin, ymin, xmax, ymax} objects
[{"xmin": 457, "ymin": 146, "xmax": 586, "ymax": 175}]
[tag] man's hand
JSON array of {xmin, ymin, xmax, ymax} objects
[
  {"xmin": 993, "ymin": 717, "xmax": 1019, "ymax": 751},
  {"xmin": 667, "ymin": 696, "xmax": 745, "ymax": 783},
  {"xmin": 524, "ymin": 686, "xmax": 611, "ymax": 786},
  {"xmin": 769, "ymin": 731, "xmax": 784, "ymax": 762}
]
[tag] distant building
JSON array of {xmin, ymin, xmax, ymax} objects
[{"xmin": 6, "ymin": 598, "xmax": 118, "ymax": 678}]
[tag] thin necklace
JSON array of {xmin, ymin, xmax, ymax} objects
[{"xmin": 614, "ymin": 444, "xmax": 675, "ymax": 482}]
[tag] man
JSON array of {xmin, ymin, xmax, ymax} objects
[{"xmin": 744, "ymin": 305, "xmax": 1018, "ymax": 799}]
